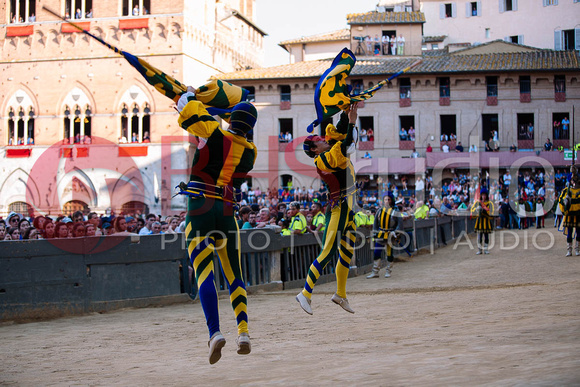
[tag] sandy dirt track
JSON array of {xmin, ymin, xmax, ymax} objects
[{"xmin": 1, "ymin": 227, "xmax": 579, "ymax": 386}]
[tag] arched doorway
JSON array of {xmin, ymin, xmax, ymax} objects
[
  {"xmin": 121, "ymin": 201, "xmax": 148, "ymax": 217},
  {"xmin": 63, "ymin": 200, "xmax": 89, "ymax": 216}
]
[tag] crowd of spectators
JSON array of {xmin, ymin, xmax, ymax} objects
[{"xmin": 0, "ymin": 168, "xmax": 565, "ymax": 242}]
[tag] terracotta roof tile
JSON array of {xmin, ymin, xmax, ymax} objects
[
  {"xmin": 279, "ymin": 29, "xmax": 350, "ymax": 46},
  {"xmin": 216, "ymin": 47, "xmax": 580, "ymax": 81},
  {"xmin": 347, "ymin": 11, "xmax": 425, "ymax": 24}
]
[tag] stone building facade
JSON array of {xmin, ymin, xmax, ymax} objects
[{"xmin": 0, "ymin": 0, "xmax": 265, "ymax": 217}]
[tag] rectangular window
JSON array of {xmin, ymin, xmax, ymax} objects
[
  {"xmin": 9, "ymin": 0, "xmax": 36, "ymax": 23},
  {"xmin": 470, "ymin": 2, "xmax": 478, "ymax": 16},
  {"xmin": 280, "ymin": 85, "xmax": 291, "ymax": 102},
  {"xmin": 432, "ymin": 43, "xmax": 439, "ymax": 50},
  {"xmin": 555, "ymin": 75, "xmax": 566, "ymax": 93},
  {"xmin": 439, "ymin": 77, "xmax": 450, "ymax": 97},
  {"xmin": 279, "ymin": 118, "xmax": 293, "ymax": 143},
  {"xmin": 482, "ymin": 114, "xmax": 499, "ymax": 151},
  {"xmin": 485, "ymin": 28, "xmax": 491, "ymax": 39},
  {"xmin": 445, "ymin": 3, "xmax": 453, "ymax": 17},
  {"xmin": 246, "ymin": 86, "xmax": 255, "ymax": 102},
  {"xmin": 517, "ymin": 113, "xmax": 534, "ymax": 141},
  {"xmin": 509, "ymin": 35, "xmax": 522, "ymax": 44},
  {"xmin": 399, "ymin": 78, "xmax": 411, "ymax": 99},
  {"xmin": 399, "ymin": 116, "xmax": 415, "ymax": 141},
  {"xmin": 519, "ymin": 76, "xmax": 531, "ymax": 94},
  {"xmin": 543, "ymin": 0, "xmax": 558, "ymax": 5},
  {"xmin": 122, "ymin": 0, "xmax": 151, "ymax": 17},
  {"xmin": 351, "ymin": 79, "xmax": 364, "ymax": 95},
  {"xmin": 359, "ymin": 116, "xmax": 374, "ymax": 142},
  {"xmin": 486, "ymin": 76, "xmax": 498, "ymax": 97},
  {"xmin": 553, "ymin": 112, "xmax": 570, "ymax": 140},
  {"xmin": 440, "ymin": 115, "xmax": 457, "ymax": 142},
  {"xmin": 500, "ymin": 0, "xmax": 517, "ymax": 12},
  {"xmin": 65, "ymin": 0, "xmax": 94, "ymax": 19},
  {"xmin": 561, "ymin": 29, "xmax": 577, "ymax": 50}
]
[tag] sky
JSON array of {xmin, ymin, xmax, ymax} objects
[{"xmin": 255, "ymin": 0, "xmax": 381, "ymax": 67}]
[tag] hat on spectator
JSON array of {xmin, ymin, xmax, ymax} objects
[
  {"xmin": 125, "ymin": 216, "xmax": 135, "ymax": 222},
  {"xmin": 102, "ymin": 222, "xmax": 112, "ymax": 230},
  {"xmin": 7, "ymin": 211, "xmax": 19, "ymax": 222},
  {"xmin": 62, "ymin": 217, "xmax": 73, "ymax": 223}
]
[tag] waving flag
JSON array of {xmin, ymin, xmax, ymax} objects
[
  {"xmin": 307, "ymin": 48, "xmax": 422, "ymax": 133},
  {"xmin": 42, "ymin": 6, "xmax": 248, "ymax": 115}
]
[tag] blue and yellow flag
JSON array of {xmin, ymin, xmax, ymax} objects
[{"xmin": 307, "ymin": 48, "xmax": 422, "ymax": 133}]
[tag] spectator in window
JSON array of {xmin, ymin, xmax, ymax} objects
[
  {"xmin": 363, "ymin": 151, "xmax": 372, "ymax": 159},
  {"xmin": 561, "ymin": 117, "xmax": 570, "ymax": 138},
  {"xmin": 426, "ymin": 143, "xmax": 433, "ymax": 153},
  {"xmin": 367, "ymin": 128, "xmax": 374, "ymax": 141},
  {"xmin": 544, "ymin": 138, "xmax": 553, "ymax": 151},
  {"xmin": 360, "ymin": 128, "xmax": 368, "ymax": 142},
  {"xmin": 86, "ymin": 9, "xmax": 93, "ymax": 18},
  {"xmin": 411, "ymin": 148, "xmax": 419, "ymax": 158},
  {"xmin": 440, "ymin": 133, "xmax": 448, "ymax": 142},
  {"xmin": 442, "ymin": 143, "xmax": 450, "ymax": 153},
  {"xmin": 408, "ymin": 126, "xmax": 415, "ymax": 141},
  {"xmin": 75, "ymin": 8, "xmax": 82, "ymax": 19},
  {"xmin": 284, "ymin": 132, "xmax": 292, "ymax": 142},
  {"xmin": 133, "ymin": 4, "xmax": 140, "ymax": 16},
  {"xmin": 278, "ymin": 132, "xmax": 286, "ymax": 142},
  {"xmin": 28, "ymin": 13, "xmax": 36, "ymax": 22},
  {"xmin": 455, "ymin": 141, "xmax": 464, "ymax": 152},
  {"xmin": 510, "ymin": 143, "xmax": 517, "ymax": 152},
  {"xmin": 469, "ymin": 144, "xmax": 478, "ymax": 152},
  {"xmin": 143, "ymin": 131, "xmax": 150, "ymax": 142},
  {"xmin": 26, "ymin": 136, "xmax": 34, "ymax": 145},
  {"xmin": 399, "ymin": 127, "xmax": 408, "ymax": 141}
]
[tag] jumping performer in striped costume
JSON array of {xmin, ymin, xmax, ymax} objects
[
  {"xmin": 296, "ymin": 104, "xmax": 359, "ymax": 315},
  {"xmin": 367, "ymin": 191, "xmax": 402, "ymax": 279},
  {"xmin": 559, "ymin": 165, "xmax": 580, "ymax": 256},
  {"xmin": 176, "ymin": 88, "xmax": 257, "ymax": 364},
  {"xmin": 472, "ymin": 188, "xmax": 494, "ymax": 255}
]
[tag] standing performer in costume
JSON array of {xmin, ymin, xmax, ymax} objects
[
  {"xmin": 558, "ymin": 165, "xmax": 580, "ymax": 256},
  {"xmin": 296, "ymin": 104, "xmax": 359, "ymax": 315},
  {"xmin": 176, "ymin": 88, "xmax": 257, "ymax": 364},
  {"xmin": 367, "ymin": 191, "xmax": 403, "ymax": 279},
  {"xmin": 471, "ymin": 188, "xmax": 495, "ymax": 254}
]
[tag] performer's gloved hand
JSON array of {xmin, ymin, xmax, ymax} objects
[
  {"xmin": 346, "ymin": 127, "xmax": 358, "ymax": 155},
  {"xmin": 389, "ymin": 231, "xmax": 397, "ymax": 240},
  {"xmin": 177, "ymin": 87, "xmax": 197, "ymax": 113}
]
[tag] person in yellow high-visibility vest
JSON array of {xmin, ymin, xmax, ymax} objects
[
  {"xmin": 288, "ymin": 201, "xmax": 307, "ymax": 234},
  {"xmin": 310, "ymin": 201, "xmax": 326, "ymax": 234}
]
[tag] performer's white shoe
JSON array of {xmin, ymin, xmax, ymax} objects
[
  {"xmin": 575, "ymin": 242, "xmax": 580, "ymax": 256},
  {"xmin": 476, "ymin": 249, "xmax": 482, "ymax": 255},
  {"xmin": 331, "ymin": 293, "xmax": 355, "ymax": 314},
  {"xmin": 566, "ymin": 243, "xmax": 573, "ymax": 257},
  {"xmin": 366, "ymin": 270, "xmax": 379, "ymax": 279},
  {"xmin": 236, "ymin": 332, "xmax": 251, "ymax": 355},
  {"xmin": 296, "ymin": 292, "xmax": 313, "ymax": 315},
  {"xmin": 208, "ymin": 331, "xmax": 226, "ymax": 365},
  {"xmin": 384, "ymin": 263, "xmax": 392, "ymax": 278}
]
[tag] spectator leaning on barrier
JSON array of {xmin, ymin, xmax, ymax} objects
[
  {"xmin": 355, "ymin": 205, "xmax": 370, "ymax": 227},
  {"xmin": 242, "ymin": 211, "xmax": 258, "ymax": 229},
  {"xmin": 139, "ymin": 213, "xmax": 157, "ymax": 235},
  {"xmin": 414, "ymin": 201, "xmax": 429, "ymax": 220},
  {"xmin": 288, "ymin": 201, "xmax": 307, "ymax": 234}
]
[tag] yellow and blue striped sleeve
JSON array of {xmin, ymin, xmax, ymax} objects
[{"xmin": 177, "ymin": 100, "xmax": 219, "ymax": 138}]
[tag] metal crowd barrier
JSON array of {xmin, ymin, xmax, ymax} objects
[{"xmin": 0, "ymin": 216, "xmax": 476, "ymax": 321}]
